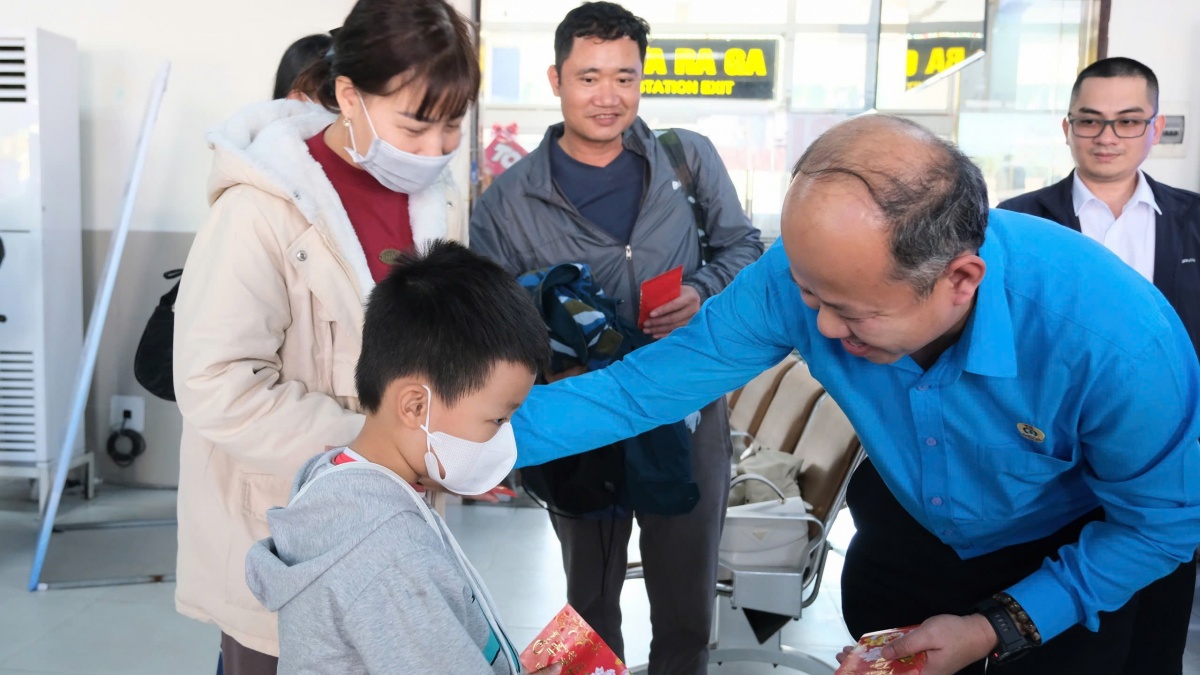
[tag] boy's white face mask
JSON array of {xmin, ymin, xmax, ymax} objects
[{"xmin": 419, "ymin": 385, "xmax": 517, "ymax": 496}]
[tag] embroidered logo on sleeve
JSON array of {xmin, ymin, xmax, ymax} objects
[{"xmin": 1017, "ymin": 423, "xmax": 1045, "ymax": 443}]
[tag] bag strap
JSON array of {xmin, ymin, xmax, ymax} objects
[
  {"xmin": 159, "ymin": 269, "xmax": 183, "ymax": 308},
  {"xmin": 656, "ymin": 129, "xmax": 712, "ymax": 263},
  {"xmin": 729, "ymin": 472, "xmax": 788, "ymax": 504}
]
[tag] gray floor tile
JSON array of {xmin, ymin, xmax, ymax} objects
[
  {"xmin": 2, "ymin": 486, "xmax": 1199, "ymax": 675},
  {"xmin": 0, "ymin": 595, "xmax": 218, "ymax": 675}
]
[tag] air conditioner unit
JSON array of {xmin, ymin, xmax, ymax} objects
[{"xmin": 0, "ymin": 27, "xmax": 93, "ymax": 514}]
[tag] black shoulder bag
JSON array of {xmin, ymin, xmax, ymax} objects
[
  {"xmin": 657, "ymin": 128, "xmax": 712, "ymax": 263},
  {"xmin": 134, "ymin": 269, "xmax": 183, "ymax": 402}
]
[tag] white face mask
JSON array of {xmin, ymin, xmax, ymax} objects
[
  {"xmin": 345, "ymin": 91, "xmax": 456, "ymax": 194},
  {"xmin": 420, "ymin": 385, "xmax": 518, "ymax": 496}
]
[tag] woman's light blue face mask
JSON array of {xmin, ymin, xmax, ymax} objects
[{"xmin": 344, "ymin": 90, "xmax": 458, "ymax": 194}]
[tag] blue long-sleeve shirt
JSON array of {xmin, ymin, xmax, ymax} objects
[{"xmin": 513, "ymin": 208, "xmax": 1200, "ymax": 643}]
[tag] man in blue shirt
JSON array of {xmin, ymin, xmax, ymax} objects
[{"xmin": 512, "ymin": 114, "xmax": 1200, "ymax": 674}]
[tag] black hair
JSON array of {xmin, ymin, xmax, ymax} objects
[
  {"xmin": 791, "ymin": 115, "xmax": 988, "ymax": 297},
  {"xmin": 272, "ymin": 34, "xmax": 333, "ymax": 100},
  {"xmin": 554, "ymin": 1, "xmax": 650, "ymax": 72},
  {"xmin": 355, "ymin": 240, "xmax": 550, "ymax": 412},
  {"xmin": 293, "ymin": 0, "xmax": 480, "ymax": 122},
  {"xmin": 1070, "ymin": 57, "xmax": 1159, "ymax": 111}
]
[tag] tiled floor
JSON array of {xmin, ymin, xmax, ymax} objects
[{"xmin": 1, "ymin": 482, "xmax": 1198, "ymax": 674}]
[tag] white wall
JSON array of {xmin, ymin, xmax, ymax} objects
[
  {"xmin": 1107, "ymin": 1, "xmax": 1200, "ymax": 191},
  {"xmin": 4, "ymin": 0, "xmax": 354, "ymax": 233},
  {"xmin": 3, "ymin": 0, "xmax": 475, "ymax": 235},
  {"xmin": 3, "ymin": 0, "xmax": 474, "ymax": 487}
]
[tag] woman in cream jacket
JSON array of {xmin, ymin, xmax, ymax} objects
[{"xmin": 172, "ymin": 0, "xmax": 478, "ymax": 667}]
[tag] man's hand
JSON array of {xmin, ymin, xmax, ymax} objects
[
  {"xmin": 642, "ymin": 285, "xmax": 702, "ymax": 339},
  {"xmin": 835, "ymin": 614, "xmax": 996, "ymax": 675}
]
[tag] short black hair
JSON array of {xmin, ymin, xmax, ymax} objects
[
  {"xmin": 273, "ymin": 34, "xmax": 333, "ymax": 100},
  {"xmin": 294, "ymin": 0, "xmax": 480, "ymax": 122},
  {"xmin": 355, "ymin": 240, "xmax": 549, "ymax": 413},
  {"xmin": 1070, "ymin": 57, "xmax": 1159, "ymax": 111},
  {"xmin": 554, "ymin": 1, "xmax": 650, "ymax": 72}
]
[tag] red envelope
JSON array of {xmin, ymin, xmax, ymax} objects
[
  {"xmin": 834, "ymin": 626, "xmax": 926, "ymax": 674},
  {"xmin": 637, "ymin": 265, "xmax": 683, "ymax": 330},
  {"xmin": 519, "ymin": 604, "xmax": 629, "ymax": 675}
]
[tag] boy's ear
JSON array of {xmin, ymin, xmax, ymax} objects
[{"xmin": 393, "ymin": 383, "xmax": 430, "ymax": 430}]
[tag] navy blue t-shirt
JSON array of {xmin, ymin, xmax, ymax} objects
[{"xmin": 549, "ymin": 138, "xmax": 645, "ymax": 245}]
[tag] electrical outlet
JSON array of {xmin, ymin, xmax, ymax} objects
[{"xmin": 109, "ymin": 395, "xmax": 146, "ymax": 433}]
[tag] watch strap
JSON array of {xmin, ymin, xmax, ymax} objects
[{"xmin": 974, "ymin": 597, "xmax": 1034, "ymax": 663}]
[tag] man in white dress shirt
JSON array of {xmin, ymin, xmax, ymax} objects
[
  {"xmin": 1000, "ymin": 57, "xmax": 1198, "ymax": 361},
  {"xmin": 999, "ymin": 55, "xmax": 1199, "ymax": 674}
]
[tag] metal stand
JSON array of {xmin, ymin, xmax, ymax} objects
[
  {"xmin": 625, "ymin": 561, "xmax": 835, "ymax": 675},
  {"xmin": 35, "ymin": 574, "xmax": 175, "ymax": 591},
  {"xmin": 27, "ymin": 63, "xmax": 170, "ymax": 591},
  {"xmin": 706, "ymin": 563, "xmax": 834, "ymax": 674}
]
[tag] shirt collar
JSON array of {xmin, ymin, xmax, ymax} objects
[
  {"xmin": 1072, "ymin": 170, "xmax": 1161, "ymax": 216},
  {"xmin": 959, "ymin": 225, "xmax": 1018, "ymax": 378}
]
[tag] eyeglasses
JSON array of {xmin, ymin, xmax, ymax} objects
[{"xmin": 1067, "ymin": 115, "xmax": 1156, "ymax": 139}]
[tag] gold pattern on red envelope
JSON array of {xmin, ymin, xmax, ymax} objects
[
  {"xmin": 834, "ymin": 626, "xmax": 927, "ymax": 674},
  {"xmin": 519, "ymin": 604, "xmax": 629, "ymax": 675}
]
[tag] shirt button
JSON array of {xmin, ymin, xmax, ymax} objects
[
  {"xmin": 925, "ymin": 437, "xmax": 937, "ymax": 446},
  {"xmin": 296, "ymin": 251, "xmax": 307, "ymax": 262},
  {"xmin": 931, "ymin": 496, "xmax": 943, "ymax": 506}
]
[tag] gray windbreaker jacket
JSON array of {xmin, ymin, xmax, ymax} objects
[
  {"xmin": 245, "ymin": 451, "xmax": 517, "ymax": 675},
  {"xmin": 470, "ymin": 118, "xmax": 763, "ymax": 326}
]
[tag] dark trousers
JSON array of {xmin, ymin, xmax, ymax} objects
[
  {"xmin": 550, "ymin": 399, "xmax": 732, "ymax": 675},
  {"xmin": 220, "ymin": 633, "xmax": 277, "ymax": 675},
  {"xmin": 841, "ymin": 459, "xmax": 1195, "ymax": 675}
]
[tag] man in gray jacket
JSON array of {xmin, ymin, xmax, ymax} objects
[{"xmin": 470, "ymin": 3, "xmax": 762, "ymax": 673}]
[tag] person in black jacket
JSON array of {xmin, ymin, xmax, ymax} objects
[
  {"xmin": 998, "ymin": 56, "xmax": 1198, "ymax": 675},
  {"xmin": 998, "ymin": 57, "xmax": 1199, "ymax": 363}
]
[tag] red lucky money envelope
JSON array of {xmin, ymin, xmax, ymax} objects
[
  {"xmin": 637, "ymin": 265, "xmax": 683, "ymax": 330},
  {"xmin": 519, "ymin": 604, "xmax": 629, "ymax": 675},
  {"xmin": 834, "ymin": 626, "xmax": 926, "ymax": 674}
]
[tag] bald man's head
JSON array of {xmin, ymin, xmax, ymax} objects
[{"xmin": 787, "ymin": 114, "xmax": 988, "ymax": 296}]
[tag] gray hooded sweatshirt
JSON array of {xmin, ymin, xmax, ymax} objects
[{"xmin": 246, "ymin": 450, "xmax": 519, "ymax": 674}]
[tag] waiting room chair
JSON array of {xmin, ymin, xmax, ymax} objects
[
  {"xmin": 727, "ymin": 354, "xmax": 801, "ymax": 454},
  {"xmin": 738, "ymin": 360, "xmax": 825, "ymax": 461},
  {"xmin": 707, "ymin": 393, "xmax": 865, "ymax": 674}
]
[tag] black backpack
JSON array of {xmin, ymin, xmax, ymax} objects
[{"xmin": 134, "ymin": 269, "xmax": 182, "ymax": 401}]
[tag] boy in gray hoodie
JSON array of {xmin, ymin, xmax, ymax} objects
[{"xmin": 246, "ymin": 241, "xmax": 559, "ymax": 674}]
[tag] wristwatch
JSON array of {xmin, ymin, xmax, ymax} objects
[{"xmin": 974, "ymin": 597, "xmax": 1035, "ymax": 663}]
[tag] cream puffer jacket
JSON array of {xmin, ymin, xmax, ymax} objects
[{"xmin": 173, "ymin": 99, "xmax": 464, "ymax": 656}]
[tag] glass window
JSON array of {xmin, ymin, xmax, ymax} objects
[
  {"xmin": 481, "ymin": 32, "xmax": 557, "ymax": 106},
  {"xmin": 484, "ymin": 0, "xmax": 789, "ymax": 25},
  {"xmin": 476, "ymin": 0, "xmax": 1101, "ymax": 215},
  {"xmin": 952, "ymin": 0, "xmax": 1094, "ymax": 204},
  {"xmin": 875, "ymin": 32, "xmax": 953, "ymax": 111},
  {"xmin": 683, "ymin": 0, "xmax": 789, "ymax": 24},
  {"xmin": 482, "ymin": 0, "xmax": 583, "ymax": 24},
  {"xmin": 958, "ymin": 112, "xmax": 1076, "ymax": 204},
  {"xmin": 794, "ymin": 0, "xmax": 872, "ymax": 25},
  {"xmin": 791, "ymin": 33, "xmax": 868, "ymax": 110}
]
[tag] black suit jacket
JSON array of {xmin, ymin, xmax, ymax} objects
[{"xmin": 998, "ymin": 171, "xmax": 1200, "ymax": 361}]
